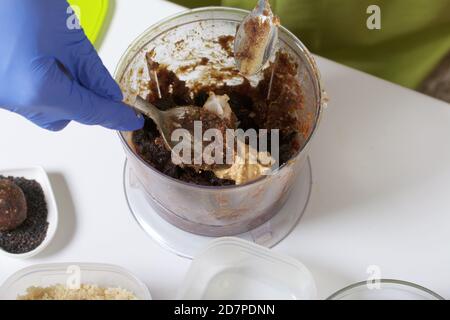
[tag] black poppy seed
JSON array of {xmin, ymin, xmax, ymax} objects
[{"xmin": 0, "ymin": 176, "xmax": 48, "ymax": 254}]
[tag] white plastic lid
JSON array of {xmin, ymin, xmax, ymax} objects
[{"xmin": 178, "ymin": 237, "xmax": 317, "ymax": 300}]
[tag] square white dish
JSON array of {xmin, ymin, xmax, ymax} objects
[
  {"xmin": 0, "ymin": 166, "xmax": 58, "ymax": 259},
  {"xmin": 178, "ymin": 237, "xmax": 317, "ymax": 300}
]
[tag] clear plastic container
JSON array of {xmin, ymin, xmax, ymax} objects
[
  {"xmin": 115, "ymin": 7, "xmax": 325, "ymax": 237},
  {"xmin": 178, "ymin": 238, "xmax": 443, "ymax": 300},
  {"xmin": 178, "ymin": 237, "xmax": 317, "ymax": 300},
  {"xmin": 0, "ymin": 263, "xmax": 152, "ymax": 300},
  {"xmin": 327, "ymin": 280, "xmax": 444, "ymax": 300}
]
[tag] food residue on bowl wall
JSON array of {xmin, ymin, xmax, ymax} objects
[{"xmin": 131, "ymin": 39, "xmax": 307, "ymax": 187}]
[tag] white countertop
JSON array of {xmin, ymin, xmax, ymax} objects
[{"xmin": 1, "ymin": 0, "xmax": 450, "ymax": 300}]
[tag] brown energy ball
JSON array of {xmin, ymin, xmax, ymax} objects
[{"xmin": 0, "ymin": 179, "xmax": 28, "ymax": 232}]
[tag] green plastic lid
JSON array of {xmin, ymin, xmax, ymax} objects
[{"xmin": 67, "ymin": 0, "xmax": 109, "ymax": 45}]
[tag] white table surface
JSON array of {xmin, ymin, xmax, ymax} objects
[{"xmin": 1, "ymin": 0, "xmax": 450, "ymax": 300}]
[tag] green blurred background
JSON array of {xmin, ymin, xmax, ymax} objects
[
  {"xmin": 172, "ymin": 0, "xmax": 450, "ymax": 90},
  {"xmin": 70, "ymin": 0, "xmax": 450, "ymax": 96}
]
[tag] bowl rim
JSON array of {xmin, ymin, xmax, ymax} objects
[
  {"xmin": 0, "ymin": 166, "xmax": 58, "ymax": 259},
  {"xmin": 115, "ymin": 6, "xmax": 325, "ymax": 191},
  {"xmin": 327, "ymin": 279, "xmax": 445, "ymax": 300}
]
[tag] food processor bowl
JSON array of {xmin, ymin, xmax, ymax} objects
[{"xmin": 115, "ymin": 7, "xmax": 324, "ymax": 237}]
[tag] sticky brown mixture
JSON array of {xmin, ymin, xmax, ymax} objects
[
  {"xmin": 235, "ymin": 16, "xmax": 271, "ymax": 62},
  {"xmin": 169, "ymin": 108, "xmax": 233, "ymax": 136},
  {"xmin": 132, "ymin": 48, "xmax": 306, "ymax": 186},
  {"xmin": 167, "ymin": 106, "xmax": 236, "ymax": 170},
  {"xmin": 217, "ymin": 35, "xmax": 235, "ymax": 58}
]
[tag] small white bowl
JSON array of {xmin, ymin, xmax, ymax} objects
[
  {"xmin": 0, "ymin": 263, "xmax": 152, "ymax": 300},
  {"xmin": 0, "ymin": 166, "xmax": 58, "ymax": 259}
]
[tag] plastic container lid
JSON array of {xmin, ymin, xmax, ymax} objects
[{"xmin": 178, "ymin": 237, "xmax": 317, "ymax": 300}]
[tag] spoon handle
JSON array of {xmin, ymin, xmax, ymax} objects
[
  {"xmin": 133, "ymin": 95, "xmax": 162, "ymax": 123},
  {"xmin": 255, "ymin": 0, "xmax": 269, "ymax": 14}
]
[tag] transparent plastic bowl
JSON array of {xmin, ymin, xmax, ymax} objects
[
  {"xmin": 178, "ymin": 237, "xmax": 317, "ymax": 300},
  {"xmin": 115, "ymin": 7, "xmax": 325, "ymax": 236},
  {"xmin": 327, "ymin": 280, "xmax": 444, "ymax": 300},
  {"xmin": 0, "ymin": 263, "xmax": 152, "ymax": 300}
]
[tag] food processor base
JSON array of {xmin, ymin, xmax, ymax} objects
[{"xmin": 123, "ymin": 158, "xmax": 313, "ymax": 259}]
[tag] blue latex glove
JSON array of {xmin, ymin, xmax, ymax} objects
[{"xmin": 0, "ymin": 0, "xmax": 143, "ymax": 131}]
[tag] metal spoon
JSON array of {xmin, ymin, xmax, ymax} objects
[
  {"xmin": 132, "ymin": 95, "xmax": 202, "ymax": 152},
  {"xmin": 132, "ymin": 96, "xmax": 235, "ymax": 171},
  {"xmin": 132, "ymin": 97, "xmax": 273, "ymax": 182},
  {"xmin": 234, "ymin": 0, "xmax": 279, "ymax": 76}
]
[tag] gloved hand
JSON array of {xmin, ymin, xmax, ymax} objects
[{"xmin": 0, "ymin": 0, "xmax": 143, "ymax": 131}]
